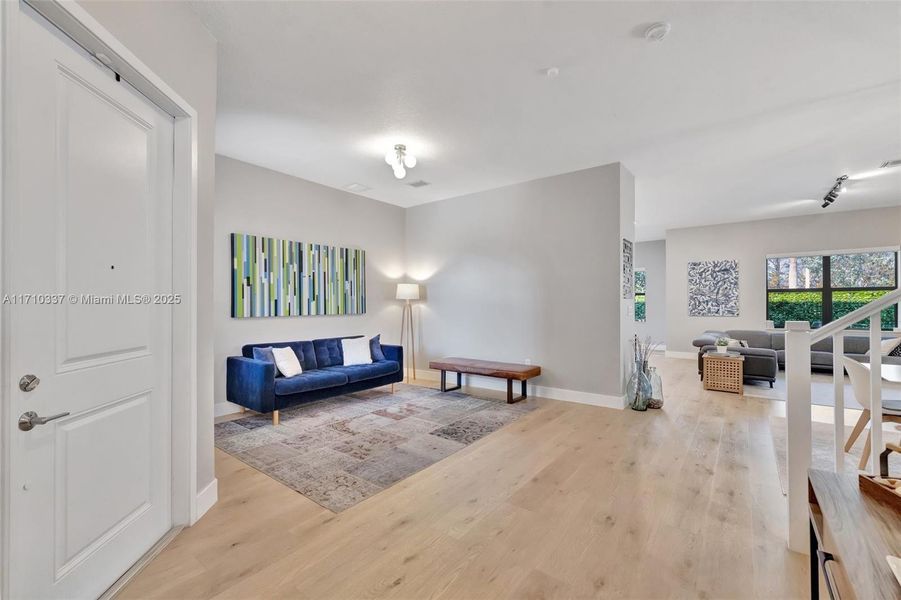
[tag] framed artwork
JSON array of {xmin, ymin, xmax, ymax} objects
[
  {"xmin": 688, "ymin": 259, "xmax": 739, "ymax": 316},
  {"xmin": 622, "ymin": 239, "xmax": 634, "ymax": 299},
  {"xmin": 231, "ymin": 232, "xmax": 366, "ymax": 318},
  {"xmin": 634, "ymin": 269, "xmax": 646, "ymax": 322}
]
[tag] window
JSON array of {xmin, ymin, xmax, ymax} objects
[
  {"xmin": 766, "ymin": 250, "xmax": 898, "ymax": 329},
  {"xmin": 634, "ymin": 269, "xmax": 646, "ymax": 322}
]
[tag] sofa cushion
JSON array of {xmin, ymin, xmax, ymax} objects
[
  {"xmin": 841, "ymin": 335, "xmax": 869, "ymax": 354},
  {"xmin": 693, "ymin": 331, "xmax": 727, "ymax": 348},
  {"xmin": 811, "ymin": 351, "xmax": 834, "ymax": 367},
  {"xmin": 273, "ymin": 346, "xmax": 303, "ymax": 377},
  {"xmin": 324, "ymin": 360, "xmax": 400, "ymax": 383},
  {"xmin": 293, "ymin": 341, "xmax": 319, "ymax": 371},
  {"xmin": 811, "ymin": 337, "xmax": 833, "ymax": 352},
  {"xmin": 370, "ymin": 334, "xmax": 386, "ymax": 362},
  {"xmin": 243, "ymin": 341, "xmax": 317, "ymax": 371},
  {"xmin": 274, "ymin": 370, "xmax": 348, "ymax": 396},
  {"xmin": 252, "ymin": 347, "xmax": 280, "ymax": 377},
  {"xmin": 726, "ymin": 330, "xmax": 773, "ymax": 349},
  {"xmin": 771, "ymin": 334, "xmax": 785, "ymax": 351},
  {"xmin": 341, "ymin": 336, "xmax": 373, "ymax": 366},
  {"xmin": 313, "ymin": 337, "xmax": 351, "ymax": 368}
]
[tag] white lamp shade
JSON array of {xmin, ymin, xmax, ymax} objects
[{"xmin": 396, "ymin": 283, "xmax": 420, "ymax": 300}]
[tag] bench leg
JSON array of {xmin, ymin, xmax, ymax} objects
[
  {"xmin": 440, "ymin": 370, "xmax": 462, "ymax": 393},
  {"xmin": 506, "ymin": 379, "xmax": 527, "ymax": 404}
]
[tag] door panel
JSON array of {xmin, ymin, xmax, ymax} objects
[
  {"xmin": 55, "ymin": 392, "xmax": 153, "ymax": 573},
  {"xmin": 57, "ymin": 66, "xmax": 154, "ymax": 366},
  {"xmin": 8, "ymin": 5, "xmax": 174, "ymax": 598}
]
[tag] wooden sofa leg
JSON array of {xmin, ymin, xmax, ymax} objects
[
  {"xmin": 272, "ymin": 410, "xmax": 279, "ymax": 426},
  {"xmin": 391, "ymin": 384, "xmax": 395, "ymax": 394},
  {"xmin": 240, "ymin": 406, "xmax": 247, "ymax": 413}
]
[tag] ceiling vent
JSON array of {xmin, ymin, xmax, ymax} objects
[
  {"xmin": 407, "ymin": 180, "xmax": 430, "ymax": 188},
  {"xmin": 879, "ymin": 159, "xmax": 901, "ymax": 169}
]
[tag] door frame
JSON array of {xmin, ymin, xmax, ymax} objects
[{"xmin": 0, "ymin": 0, "xmax": 200, "ymax": 596}]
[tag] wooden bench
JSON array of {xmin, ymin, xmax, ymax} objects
[{"xmin": 428, "ymin": 357, "xmax": 541, "ymax": 404}]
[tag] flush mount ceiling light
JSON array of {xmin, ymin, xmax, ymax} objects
[
  {"xmin": 821, "ymin": 174, "xmax": 848, "ymax": 209},
  {"xmin": 384, "ymin": 144, "xmax": 417, "ymax": 179},
  {"xmin": 644, "ymin": 22, "xmax": 671, "ymax": 42}
]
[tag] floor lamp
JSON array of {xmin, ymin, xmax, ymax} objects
[{"xmin": 396, "ymin": 283, "xmax": 420, "ymax": 382}]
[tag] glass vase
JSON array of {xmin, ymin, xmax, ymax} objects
[
  {"xmin": 627, "ymin": 360, "xmax": 652, "ymax": 411},
  {"xmin": 647, "ymin": 366, "xmax": 664, "ymax": 409}
]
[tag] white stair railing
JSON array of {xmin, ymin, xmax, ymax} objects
[{"xmin": 784, "ymin": 288, "xmax": 901, "ymax": 553}]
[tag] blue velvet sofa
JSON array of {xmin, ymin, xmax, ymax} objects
[{"xmin": 226, "ymin": 336, "xmax": 403, "ymax": 424}]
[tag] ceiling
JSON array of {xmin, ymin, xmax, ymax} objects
[{"xmin": 191, "ymin": 1, "xmax": 901, "ymax": 240}]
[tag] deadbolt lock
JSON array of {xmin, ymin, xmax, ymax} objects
[{"xmin": 18, "ymin": 374, "xmax": 40, "ymax": 392}]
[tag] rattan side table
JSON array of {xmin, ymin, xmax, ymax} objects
[{"xmin": 702, "ymin": 352, "xmax": 744, "ymax": 395}]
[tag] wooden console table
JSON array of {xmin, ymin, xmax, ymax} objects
[
  {"xmin": 808, "ymin": 469, "xmax": 901, "ymax": 599},
  {"xmin": 428, "ymin": 357, "xmax": 541, "ymax": 404}
]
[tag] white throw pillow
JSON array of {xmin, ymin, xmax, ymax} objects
[
  {"xmin": 342, "ymin": 337, "xmax": 373, "ymax": 366},
  {"xmin": 272, "ymin": 346, "xmax": 303, "ymax": 377},
  {"xmin": 866, "ymin": 337, "xmax": 901, "ymax": 357}
]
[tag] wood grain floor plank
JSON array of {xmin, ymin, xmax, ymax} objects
[{"xmin": 119, "ymin": 357, "xmax": 808, "ymax": 599}]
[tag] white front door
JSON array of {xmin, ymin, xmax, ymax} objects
[{"xmin": 7, "ymin": 5, "xmax": 174, "ymax": 598}]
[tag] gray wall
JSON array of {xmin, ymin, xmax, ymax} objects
[
  {"xmin": 214, "ymin": 157, "xmax": 406, "ymax": 413},
  {"xmin": 78, "ymin": 1, "xmax": 219, "ymax": 493},
  {"xmin": 666, "ymin": 206, "xmax": 901, "ymax": 352},
  {"xmin": 634, "ymin": 240, "xmax": 666, "ymax": 345},
  {"xmin": 405, "ymin": 163, "xmax": 634, "ymax": 399}
]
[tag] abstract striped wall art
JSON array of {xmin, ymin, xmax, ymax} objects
[{"xmin": 231, "ymin": 233, "xmax": 366, "ymax": 318}]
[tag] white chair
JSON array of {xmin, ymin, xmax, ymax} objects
[{"xmin": 842, "ymin": 357, "xmax": 901, "ymax": 470}]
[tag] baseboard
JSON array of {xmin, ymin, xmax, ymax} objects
[
  {"xmin": 410, "ymin": 368, "xmax": 625, "ymax": 410},
  {"xmin": 665, "ymin": 350, "xmax": 697, "ymax": 360},
  {"xmin": 214, "ymin": 401, "xmax": 243, "ymax": 417},
  {"xmin": 195, "ymin": 478, "xmax": 218, "ymax": 523}
]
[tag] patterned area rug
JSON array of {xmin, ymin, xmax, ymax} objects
[{"xmin": 214, "ymin": 384, "xmax": 536, "ymax": 512}]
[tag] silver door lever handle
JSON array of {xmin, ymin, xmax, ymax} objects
[{"xmin": 18, "ymin": 411, "xmax": 70, "ymax": 431}]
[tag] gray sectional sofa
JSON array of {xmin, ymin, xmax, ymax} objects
[{"xmin": 692, "ymin": 329, "xmax": 901, "ymax": 387}]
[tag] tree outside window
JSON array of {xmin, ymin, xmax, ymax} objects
[{"xmin": 766, "ymin": 250, "xmax": 897, "ymax": 329}]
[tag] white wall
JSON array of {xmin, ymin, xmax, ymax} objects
[
  {"xmin": 666, "ymin": 206, "xmax": 901, "ymax": 352},
  {"xmin": 405, "ymin": 163, "xmax": 634, "ymax": 404},
  {"xmin": 634, "ymin": 240, "xmax": 666, "ymax": 345},
  {"xmin": 77, "ymin": 0, "xmax": 219, "ymax": 496},
  {"xmin": 214, "ymin": 156, "xmax": 406, "ymax": 414}
]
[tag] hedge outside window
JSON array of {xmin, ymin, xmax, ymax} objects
[
  {"xmin": 766, "ymin": 251, "xmax": 898, "ymax": 330},
  {"xmin": 634, "ymin": 269, "xmax": 646, "ymax": 322}
]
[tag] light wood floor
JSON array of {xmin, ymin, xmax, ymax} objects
[{"xmin": 120, "ymin": 357, "xmax": 808, "ymax": 599}]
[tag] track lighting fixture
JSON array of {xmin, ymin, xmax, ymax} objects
[{"xmin": 820, "ymin": 175, "xmax": 848, "ymax": 209}]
